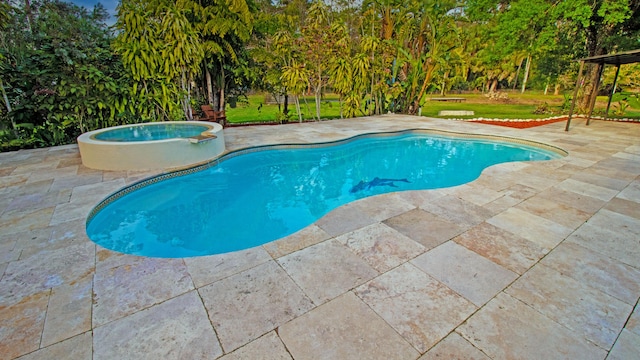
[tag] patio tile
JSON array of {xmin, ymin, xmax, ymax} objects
[
  {"xmin": 445, "ymin": 183, "xmax": 504, "ymax": 206},
  {"xmin": 219, "ymin": 331, "xmax": 291, "ymax": 360},
  {"xmin": 315, "ymin": 203, "xmax": 376, "ymax": 237},
  {"xmin": 420, "ymin": 195, "xmax": 494, "ymax": 228},
  {"xmin": 383, "ymin": 208, "xmax": 465, "ymax": 249},
  {"xmin": 262, "ymin": 224, "xmax": 331, "ymax": 259},
  {"xmin": 567, "ymin": 222, "xmax": 640, "ymax": 268},
  {"xmin": 17, "ymin": 219, "xmax": 87, "ymax": 259},
  {"xmin": 604, "ymin": 197, "xmax": 640, "ymax": 219},
  {"xmin": 335, "ymin": 223, "xmax": 425, "ymax": 272},
  {"xmin": 555, "ymin": 178, "xmax": 620, "ymax": 202},
  {"xmin": 453, "ymin": 222, "xmax": 547, "ymax": 274},
  {"xmin": 0, "ymin": 291, "xmax": 49, "ymax": 359},
  {"xmin": 354, "ymin": 263, "xmax": 477, "ymax": 353},
  {"xmin": 412, "ymin": 241, "xmax": 517, "ymax": 306},
  {"xmin": 0, "ymin": 242, "xmax": 94, "ymax": 306},
  {"xmin": 69, "ymin": 179, "xmax": 126, "ymax": 203},
  {"xmin": 199, "ymin": 260, "xmax": 313, "ymax": 352},
  {"xmin": 49, "ymin": 202, "xmax": 94, "ymax": 226},
  {"xmin": 608, "ymin": 330, "xmax": 640, "ymax": 360},
  {"xmin": 398, "ymin": 189, "xmax": 449, "ymax": 208},
  {"xmin": 570, "ymin": 172, "xmax": 630, "ymax": 191},
  {"xmin": 352, "ymin": 193, "xmax": 416, "ymax": 221},
  {"xmin": 49, "ymin": 173, "xmax": 103, "ymax": 192},
  {"xmin": 515, "ymin": 195, "xmax": 591, "ymax": 229},
  {"xmin": 0, "ymin": 206, "xmax": 55, "ymax": 236},
  {"xmin": 628, "ymin": 303, "xmax": 640, "ymax": 335},
  {"xmin": 0, "ymin": 237, "xmax": 20, "ymax": 264},
  {"xmin": 457, "ymin": 293, "xmax": 606, "ymax": 360},
  {"xmin": 277, "ymin": 239, "xmax": 378, "ymax": 304},
  {"xmin": 93, "ymin": 291, "xmax": 222, "ymax": 360},
  {"xmin": 537, "ymin": 186, "xmax": 606, "ymax": 214},
  {"xmin": 586, "ymin": 209, "xmax": 640, "ymax": 237},
  {"xmin": 419, "ymin": 332, "xmax": 490, "ymax": 360},
  {"xmin": 505, "ymin": 264, "xmax": 631, "ymax": 349},
  {"xmin": 185, "ymin": 247, "xmax": 271, "ymax": 288},
  {"xmin": 24, "ymin": 165, "xmax": 78, "ymax": 183},
  {"xmin": 487, "ymin": 207, "xmax": 572, "ymax": 249},
  {"xmin": 41, "ymin": 272, "xmax": 93, "ymax": 347},
  {"xmin": 279, "ymin": 292, "xmax": 419, "ymax": 360},
  {"xmin": 15, "ymin": 332, "xmax": 92, "ymax": 360},
  {"xmin": 617, "ymin": 180, "xmax": 640, "ymax": 202},
  {"xmin": 92, "ymin": 257, "xmax": 194, "ymax": 326},
  {"xmin": 4, "ymin": 191, "xmax": 67, "ymax": 214},
  {"xmin": 482, "ymin": 194, "xmax": 522, "ymax": 215},
  {"xmin": 541, "ymin": 242, "xmax": 640, "ymax": 305}
]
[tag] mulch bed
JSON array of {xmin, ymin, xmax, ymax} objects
[{"xmin": 470, "ymin": 117, "xmax": 568, "ymax": 129}]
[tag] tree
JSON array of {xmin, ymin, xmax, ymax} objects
[{"xmin": 114, "ymin": 0, "xmax": 204, "ymax": 121}]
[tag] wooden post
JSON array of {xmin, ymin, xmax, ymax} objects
[
  {"xmin": 586, "ymin": 62, "xmax": 605, "ymax": 125},
  {"xmin": 603, "ymin": 64, "xmax": 621, "ymax": 122},
  {"xmin": 565, "ymin": 61, "xmax": 585, "ymax": 131}
]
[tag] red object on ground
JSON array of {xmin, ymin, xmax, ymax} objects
[{"xmin": 470, "ymin": 118, "xmax": 568, "ymax": 129}]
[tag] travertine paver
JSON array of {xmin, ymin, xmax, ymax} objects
[
  {"xmin": 412, "ymin": 241, "xmax": 517, "ymax": 306},
  {"xmin": 184, "ymin": 246, "xmax": 272, "ymax": 287},
  {"xmin": 335, "ymin": 222, "xmax": 425, "ymax": 272},
  {"xmin": 505, "ymin": 264, "xmax": 631, "ymax": 349},
  {"xmin": 1, "ymin": 116, "xmax": 640, "ymax": 359},
  {"xmin": 279, "ymin": 292, "xmax": 420, "ymax": 359},
  {"xmin": 487, "ymin": 207, "xmax": 573, "ymax": 249},
  {"xmin": 219, "ymin": 331, "xmax": 292, "ymax": 360},
  {"xmin": 93, "ymin": 291, "xmax": 222, "ymax": 360},
  {"xmin": 607, "ymin": 330, "xmax": 640, "ymax": 360},
  {"xmin": 262, "ymin": 224, "xmax": 331, "ymax": 259},
  {"xmin": 15, "ymin": 332, "xmax": 92, "ymax": 360},
  {"xmin": 277, "ymin": 239, "xmax": 378, "ymax": 304},
  {"xmin": 354, "ymin": 263, "xmax": 477, "ymax": 352},
  {"xmin": 419, "ymin": 332, "xmax": 490, "ymax": 360},
  {"xmin": 540, "ymin": 241, "xmax": 640, "ymax": 305},
  {"xmin": 383, "ymin": 208, "xmax": 464, "ymax": 249},
  {"xmin": 92, "ymin": 256, "xmax": 193, "ymax": 326},
  {"xmin": 453, "ymin": 222, "xmax": 547, "ymax": 275},
  {"xmin": 199, "ymin": 260, "xmax": 314, "ymax": 352},
  {"xmin": 457, "ymin": 293, "xmax": 607, "ymax": 359}
]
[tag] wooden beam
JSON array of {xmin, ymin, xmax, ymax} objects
[
  {"xmin": 586, "ymin": 63, "xmax": 605, "ymax": 125},
  {"xmin": 603, "ymin": 64, "xmax": 621, "ymax": 122},
  {"xmin": 565, "ymin": 61, "xmax": 585, "ymax": 131}
]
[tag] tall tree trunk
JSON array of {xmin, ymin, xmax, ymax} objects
[
  {"xmin": 554, "ymin": 83, "xmax": 560, "ymax": 96},
  {"xmin": 489, "ymin": 79, "xmax": 498, "ymax": 92},
  {"xmin": 1, "ymin": 78, "xmax": 17, "ymax": 135},
  {"xmin": 440, "ymin": 71, "xmax": 448, "ymax": 96},
  {"xmin": 521, "ymin": 55, "xmax": 531, "ymax": 93},
  {"xmin": 205, "ymin": 67, "xmax": 214, "ymax": 105},
  {"xmin": 544, "ymin": 80, "xmax": 549, "ymax": 95},
  {"xmin": 218, "ymin": 67, "xmax": 225, "ymax": 111},
  {"xmin": 24, "ymin": 0, "xmax": 36, "ymax": 34},
  {"xmin": 295, "ymin": 95, "xmax": 302, "ymax": 122},
  {"xmin": 513, "ymin": 62, "xmax": 521, "ymax": 90},
  {"xmin": 283, "ymin": 93, "xmax": 289, "ymax": 118}
]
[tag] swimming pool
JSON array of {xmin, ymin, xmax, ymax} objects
[{"xmin": 86, "ymin": 129, "xmax": 565, "ymax": 258}]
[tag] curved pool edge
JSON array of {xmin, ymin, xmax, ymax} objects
[
  {"xmin": 85, "ymin": 128, "xmax": 567, "ymax": 231},
  {"xmin": 77, "ymin": 121, "xmax": 225, "ymax": 171}
]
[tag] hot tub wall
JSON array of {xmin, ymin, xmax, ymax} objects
[{"xmin": 77, "ymin": 122, "xmax": 225, "ymax": 171}]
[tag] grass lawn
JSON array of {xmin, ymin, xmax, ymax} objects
[{"xmin": 224, "ymin": 91, "xmax": 639, "ymax": 124}]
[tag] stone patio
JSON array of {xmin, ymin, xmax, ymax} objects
[{"xmin": 1, "ymin": 115, "xmax": 639, "ymax": 359}]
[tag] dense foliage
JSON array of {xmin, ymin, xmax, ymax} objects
[{"xmin": 1, "ymin": 0, "xmax": 639, "ymax": 150}]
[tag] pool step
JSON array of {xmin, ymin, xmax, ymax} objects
[{"xmin": 188, "ymin": 134, "xmax": 218, "ymax": 143}]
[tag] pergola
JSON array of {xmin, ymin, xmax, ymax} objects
[{"xmin": 565, "ymin": 48, "xmax": 640, "ymax": 131}]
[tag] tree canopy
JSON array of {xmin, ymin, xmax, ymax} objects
[{"xmin": 1, "ymin": 0, "xmax": 639, "ymax": 150}]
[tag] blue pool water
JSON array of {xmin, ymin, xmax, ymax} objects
[
  {"xmin": 86, "ymin": 130, "xmax": 563, "ymax": 257},
  {"xmin": 93, "ymin": 123, "xmax": 209, "ymax": 142}
]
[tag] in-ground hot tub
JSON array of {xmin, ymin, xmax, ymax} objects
[{"xmin": 77, "ymin": 121, "xmax": 225, "ymax": 171}]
